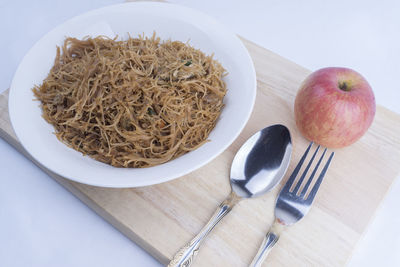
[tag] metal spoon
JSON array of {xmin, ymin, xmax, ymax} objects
[{"xmin": 168, "ymin": 124, "xmax": 292, "ymax": 267}]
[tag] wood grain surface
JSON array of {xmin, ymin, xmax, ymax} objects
[{"xmin": 1, "ymin": 9, "xmax": 400, "ymax": 267}]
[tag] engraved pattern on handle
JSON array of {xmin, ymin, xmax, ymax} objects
[
  {"xmin": 168, "ymin": 192, "xmax": 241, "ymax": 267},
  {"xmin": 167, "ymin": 239, "xmax": 198, "ymax": 267},
  {"xmin": 249, "ymin": 220, "xmax": 285, "ymax": 267}
]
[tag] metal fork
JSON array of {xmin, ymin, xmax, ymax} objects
[{"xmin": 250, "ymin": 142, "xmax": 334, "ymax": 267}]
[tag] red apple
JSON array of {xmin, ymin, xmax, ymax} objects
[{"xmin": 294, "ymin": 67, "xmax": 375, "ymax": 148}]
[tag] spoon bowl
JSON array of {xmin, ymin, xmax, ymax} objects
[
  {"xmin": 169, "ymin": 124, "xmax": 292, "ymax": 267},
  {"xmin": 230, "ymin": 124, "xmax": 292, "ymax": 198}
]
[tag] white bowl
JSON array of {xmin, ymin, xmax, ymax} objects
[{"xmin": 9, "ymin": 2, "xmax": 256, "ymax": 188}]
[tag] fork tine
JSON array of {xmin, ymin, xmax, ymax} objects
[
  {"xmin": 299, "ymin": 148, "xmax": 327, "ymax": 197},
  {"xmin": 292, "ymin": 145, "xmax": 320, "ymax": 194},
  {"xmin": 281, "ymin": 142, "xmax": 313, "ymax": 193},
  {"xmin": 305, "ymin": 151, "xmax": 335, "ymax": 202}
]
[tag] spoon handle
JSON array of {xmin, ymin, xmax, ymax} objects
[{"xmin": 168, "ymin": 191, "xmax": 240, "ymax": 267}]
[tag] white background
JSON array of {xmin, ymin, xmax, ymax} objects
[{"xmin": 1, "ymin": 0, "xmax": 399, "ymax": 266}]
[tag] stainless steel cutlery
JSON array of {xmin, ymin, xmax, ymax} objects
[
  {"xmin": 250, "ymin": 142, "xmax": 334, "ymax": 266},
  {"xmin": 169, "ymin": 127, "xmax": 334, "ymax": 267}
]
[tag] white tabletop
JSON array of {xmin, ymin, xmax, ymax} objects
[{"xmin": 1, "ymin": 1, "xmax": 399, "ymax": 266}]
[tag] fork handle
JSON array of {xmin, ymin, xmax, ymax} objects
[{"xmin": 249, "ymin": 221, "xmax": 284, "ymax": 267}]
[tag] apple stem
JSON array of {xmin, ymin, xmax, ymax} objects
[{"xmin": 339, "ymin": 81, "xmax": 350, "ymax": 91}]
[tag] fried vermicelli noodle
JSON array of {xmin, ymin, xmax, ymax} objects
[{"xmin": 33, "ymin": 35, "xmax": 227, "ymax": 168}]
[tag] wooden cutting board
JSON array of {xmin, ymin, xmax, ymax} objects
[{"xmin": 1, "ymin": 16, "xmax": 400, "ymax": 267}]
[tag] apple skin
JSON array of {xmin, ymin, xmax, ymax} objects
[{"xmin": 294, "ymin": 67, "xmax": 375, "ymax": 148}]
